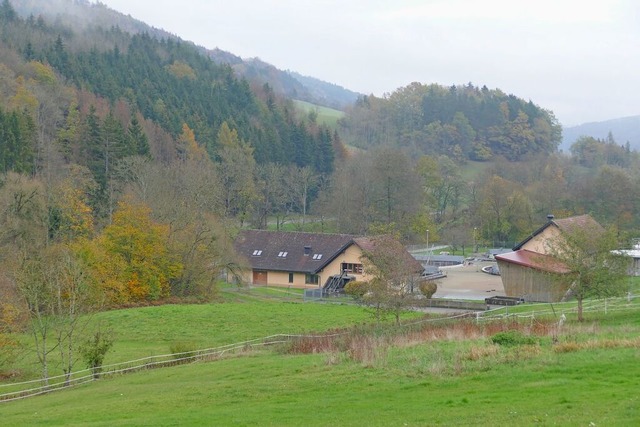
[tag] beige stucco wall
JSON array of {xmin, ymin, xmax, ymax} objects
[
  {"xmin": 520, "ymin": 226, "xmax": 562, "ymax": 255},
  {"xmin": 267, "ymin": 271, "xmax": 299, "ymax": 287},
  {"xmin": 235, "ymin": 270, "xmax": 309, "ymax": 287},
  {"xmin": 318, "ymin": 244, "xmax": 370, "ymax": 283}
]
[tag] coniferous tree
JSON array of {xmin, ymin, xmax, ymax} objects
[
  {"xmin": 0, "ymin": 0, "xmax": 16, "ymax": 23},
  {"xmin": 127, "ymin": 115, "xmax": 150, "ymax": 157}
]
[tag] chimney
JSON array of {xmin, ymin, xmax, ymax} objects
[
  {"xmin": 304, "ymin": 246, "xmax": 311, "ymax": 256},
  {"xmin": 546, "ymin": 214, "xmax": 555, "ymax": 222}
]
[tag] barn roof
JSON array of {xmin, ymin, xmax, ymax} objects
[
  {"xmin": 234, "ymin": 230, "xmax": 423, "ymax": 275},
  {"xmin": 553, "ymin": 214, "xmax": 604, "ymax": 234},
  {"xmin": 234, "ymin": 230, "xmax": 355, "ymax": 274},
  {"xmin": 513, "ymin": 214, "xmax": 602, "ymax": 250},
  {"xmin": 495, "ymin": 249, "xmax": 570, "ymax": 274}
]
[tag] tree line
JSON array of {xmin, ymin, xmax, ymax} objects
[
  {"xmin": 314, "ymin": 132, "xmax": 640, "ymax": 251},
  {"xmin": 339, "ymin": 82, "xmax": 562, "ymax": 162}
]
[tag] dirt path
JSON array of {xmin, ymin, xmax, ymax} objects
[{"xmin": 433, "ymin": 262, "xmax": 504, "ymax": 300}]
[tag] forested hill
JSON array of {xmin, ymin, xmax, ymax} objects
[
  {"xmin": 339, "ymin": 82, "xmax": 562, "ymax": 161},
  {"xmin": 0, "ymin": 0, "xmax": 344, "ymax": 306},
  {"xmin": 10, "ymin": 0, "xmax": 358, "ymax": 111},
  {"xmin": 205, "ymin": 51, "xmax": 360, "ymax": 110},
  {"xmin": 1, "ymin": 0, "xmax": 337, "ymax": 173}
]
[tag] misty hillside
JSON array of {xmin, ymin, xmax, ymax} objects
[
  {"xmin": 286, "ymin": 71, "xmax": 360, "ymax": 110},
  {"xmin": 204, "ymin": 49, "xmax": 360, "ymax": 110},
  {"xmin": 561, "ymin": 115, "xmax": 640, "ymax": 152},
  {"xmin": 1, "ymin": 0, "xmax": 341, "ymax": 171},
  {"xmin": 11, "ymin": 0, "xmax": 358, "ymax": 111}
]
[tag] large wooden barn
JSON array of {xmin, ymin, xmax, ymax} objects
[
  {"xmin": 234, "ymin": 230, "xmax": 423, "ymax": 288},
  {"xmin": 495, "ymin": 214, "xmax": 602, "ymax": 302}
]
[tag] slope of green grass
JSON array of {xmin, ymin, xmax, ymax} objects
[
  {"xmin": 5, "ymin": 298, "xmax": 420, "ymax": 381},
  {"xmin": 3, "ymin": 313, "xmax": 639, "ymax": 425},
  {"xmin": 294, "ymin": 100, "xmax": 344, "ymax": 128},
  {"xmin": 3, "ymin": 298, "xmax": 639, "ymax": 425}
]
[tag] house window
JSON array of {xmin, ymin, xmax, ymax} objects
[
  {"xmin": 312, "ymin": 253, "xmax": 323, "ymax": 260},
  {"xmin": 305, "ymin": 273, "xmax": 319, "ymax": 285},
  {"xmin": 288, "ymin": 273, "xmax": 294, "ymax": 283},
  {"xmin": 252, "ymin": 250, "xmax": 263, "ymax": 256},
  {"xmin": 341, "ymin": 263, "xmax": 363, "ymax": 274},
  {"xmin": 278, "ymin": 251, "xmax": 288, "ymax": 258}
]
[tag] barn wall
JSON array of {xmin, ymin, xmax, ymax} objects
[
  {"xmin": 319, "ymin": 245, "xmax": 370, "ymax": 282},
  {"xmin": 497, "ymin": 260, "xmax": 570, "ymax": 302},
  {"xmin": 521, "ymin": 226, "xmax": 562, "ymax": 255}
]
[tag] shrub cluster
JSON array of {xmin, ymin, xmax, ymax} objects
[
  {"xmin": 344, "ymin": 281, "xmax": 369, "ymax": 298},
  {"xmin": 418, "ymin": 281, "xmax": 437, "ymax": 298},
  {"xmin": 490, "ymin": 330, "xmax": 537, "ymax": 346}
]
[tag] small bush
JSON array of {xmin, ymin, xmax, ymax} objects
[
  {"xmin": 418, "ymin": 281, "xmax": 438, "ymax": 299},
  {"xmin": 324, "ymin": 351, "xmax": 346, "ymax": 366},
  {"xmin": 80, "ymin": 330, "xmax": 114, "ymax": 379},
  {"xmin": 490, "ymin": 330, "xmax": 536, "ymax": 346},
  {"xmin": 344, "ymin": 281, "xmax": 369, "ymax": 298},
  {"xmin": 169, "ymin": 341, "xmax": 198, "ymax": 361}
]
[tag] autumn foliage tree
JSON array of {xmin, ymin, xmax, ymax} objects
[
  {"xmin": 0, "ymin": 275, "xmax": 22, "ymax": 375},
  {"xmin": 87, "ymin": 199, "xmax": 181, "ymax": 304}
]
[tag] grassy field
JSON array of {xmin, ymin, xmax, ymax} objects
[
  {"xmin": 4, "ymin": 296, "xmax": 395, "ymax": 381},
  {"xmin": 293, "ymin": 100, "xmax": 344, "ymax": 129},
  {"xmin": 2, "ymin": 295, "xmax": 639, "ymax": 425},
  {"xmin": 266, "ymin": 218, "xmax": 336, "ymax": 233},
  {"xmin": 2, "ymin": 346, "xmax": 639, "ymax": 425}
]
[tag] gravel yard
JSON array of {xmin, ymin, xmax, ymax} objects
[{"xmin": 433, "ymin": 261, "xmax": 504, "ymax": 300}]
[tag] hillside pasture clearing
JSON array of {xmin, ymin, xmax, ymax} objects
[
  {"xmin": 293, "ymin": 100, "xmax": 344, "ymax": 128},
  {"xmin": 1, "ymin": 294, "xmax": 424, "ymax": 383}
]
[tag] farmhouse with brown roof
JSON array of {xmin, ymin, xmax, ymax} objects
[
  {"xmin": 495, "ymin": 214, "xmax": 602, "ymax": 302},
  {"xmin": 234, "ymin": 230, "xmax": 422, "ymax": 289}
]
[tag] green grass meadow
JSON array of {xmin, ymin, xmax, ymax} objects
[
  {"xmin": 6, "ymin": 297, "xmax": 382, "ymax": 379},
  {"xmin": 293, "ymin": 100, "xmax": 344, "ymax": 129},
  {"xmin": 3, "ymin": 344, "xmax": 639, "ymax": 426},
  {"xmin": 2, "ymin": 293, "xmax": 639, "ymax": 425}
]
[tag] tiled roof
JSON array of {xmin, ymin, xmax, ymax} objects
[
  {"xmin": 513, "ymin": 214, "xmax": 602, "ymax": 250},
  {"xmin": 553, "ymin": 214, "xmax": 603, "ymax": 234},
  {"xmin": 235, "ymin": 231, "xmax": 424, "ymax": 275},
  {"xmin": 234, "ymin": 230, "xmax": 356, "ymax": 274},
  {"xmin": 495, "ymin": 249, "xmax": 570, "ymax": 274}
]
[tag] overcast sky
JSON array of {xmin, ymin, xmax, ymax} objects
[{"xmin": 95, "ymin": 0, "xmax": 639, "ymax": 127}]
